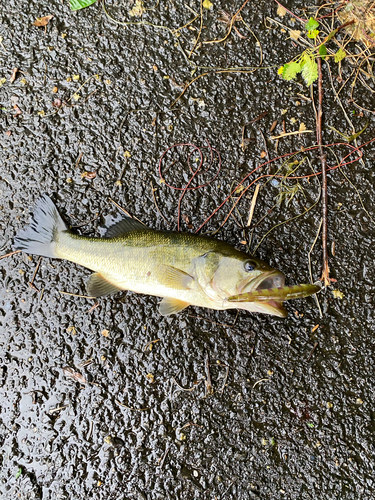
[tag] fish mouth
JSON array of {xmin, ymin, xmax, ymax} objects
[
  {"xmin": 228, "ymin": 273, "xmax": 321, "ymax": 318},
  {"xmin": 241, "ymin": 270, "xmax": 286, "ymax": 294},
  {"xmin": 256, "ymin": 270, "xmax": 285, "ymax": 291},
  {"xmin": 233, "ymin": 270, "xmax": 288, "ymax": 318}
]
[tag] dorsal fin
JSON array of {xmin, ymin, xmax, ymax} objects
[{"xmin": 105, "ymin": 217, "xmax": 147, "ymax": 238}]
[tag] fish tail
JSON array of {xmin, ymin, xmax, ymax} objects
[{"xmin": 14, "ymin": 194, "xmax": 67, "ymax": 258}]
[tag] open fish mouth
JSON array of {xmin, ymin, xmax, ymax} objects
[
  {"xmin": 229, "ymin": 272, "xmax": 321, "ymax": 318},
  {"xmin": 256, "ymin": 270, "xmax": 285, "ymax": 291}
]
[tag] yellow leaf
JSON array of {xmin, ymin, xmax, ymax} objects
[
  {"xmin": 277, "ymin": 5, "xmax": 286, "ymax": 16},
  {"xmin": 124, "ymin": 151, "xmax": 131, "ymax": 157},
  {"xmin": 299, "ymin": 122, "xmax": 306, "ymax": 132},
  {"xmin": 278, "ymin": 66, "xmax": 284, "ymax": 75},
  {"xmin": 332, "ymin": 290, "xmax": 344, "ymax": 299},
  {"xmin": 72, "ymin": 74, "xmax": 80, "ymax": 81},
  {"xmin": 203, "ymin": 0, "xmax": 213, "ymax": 9}
]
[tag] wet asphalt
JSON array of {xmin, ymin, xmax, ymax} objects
[{"xmin": 1, "ymin": 1, "xmax": 375, "ymax": 499}]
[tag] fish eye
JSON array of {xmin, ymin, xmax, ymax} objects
[{"xmin": 244, "ymin": 260, "xmax": 257, "ymax": 272}]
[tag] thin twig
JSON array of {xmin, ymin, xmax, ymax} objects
[
  {"xmin": 307, "ymin": 342, "xmax": 318, "ymax": 361},
  {"xmin": 29, "ymin": 256, "xmax": 42, "ymax": 291},
  {"xmin": 317, "ymin": 57, "xmax": 330, "ymax": 286},
  {"xmin": 308, "ymin": 219, "xmax": 323, "ymax": 318},
  {"xmin": 150, "ymin": 181, "xmax": 170, "ymax": 225},
  {"xmin": 0, "ymin": 250, "xmax": 21, "ymax": 260},
  {"xmin": 59, "ymin": 291, "xmax": 96, "ymax": 299},
  {"xmin": 247, "ymin": 184, "xmax": 260, "ymax": 227}
]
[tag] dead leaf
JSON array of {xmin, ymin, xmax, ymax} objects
[
  {"xmin": 182, "ymin": 214, "xmax": 193, "ymax": 229},
  {"xmin": 33, "ymin": 15, "xmax": 53, "ymax": 27},
  {"xmin": 52, "ymin": 86, "xmax": 58, "ymax": 93},
  {"xmin": 299, "ymin": 122, "xmax": 307, "ymax": 133},
  {"xmin": 289, "ymin": 30, "xmax": 301, "ymax": 41},
  {"xmin": 5, "ymin": 131, "xmax": 11, "ymax": 137},
  {"xmin": 332, "ymin": 290, "xmax": 344, "ymax": 299},
  {"xmin": 62, "ymin": 367, "xmax": 86, "ymax": 385},
  {"xmin": 81, "ymin": 171, "xmax": 97, "ymax": 180},
  {"xmin": 13, "ymin": 105, "xmax": 22, "ymax": 117},
  {"xmin": 277, "ymin": 5, "xmax": 287, "ymax": 16},
  {"xmin": 9, "ymin": 68, "xmax": 18, "ymax": 83},
  {"xmin": 270, "ymin": 120, "xmax": 277, "ymax": 133},
  {"xmin": 260, "ymin": 151, "xmax": 267, "ymax": 158}
]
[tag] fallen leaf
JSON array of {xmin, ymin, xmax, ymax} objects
[
  {"xmin": 0, "ymin": 78, "xmax": 6, "ymax": 86},
  {"xmin": 269, "ymin": 120, "xmax": 277, "ymax": 132},
  {"xmin": 5, "ymin": 131, "xmax": 11, "ymax": 137},
  {"xmin": 289, "ymin": 30, "xmax": 301, "ymax": 40},
  {"xmin": 277, "ymin": 4, "xmax": 287, "ymax": 16},
  {"xmin": 203, "ymin": 0, "xmax": 213, "ymax": 9},
  {"xmin": 33, "ymin": 15, "xmax": 53, "ymax": 27},
  {"xmin": 81, "ymin": 171, "xmax": 97, "ymax": 180},
  {"xmin": 9, "ymin": 68, "xmax": 18, "ymax": 83},
  {"xmin": 332, "ymin": 289, "xmax": 344, "ymax": 299},
  {"xmin": 72, "ymin": 74, "xmax": 80, "ymax": 81},
  {"xmin": 52, "ymin": 86, "xmax": 58, "ymax": 93},
  {"xmin": 14, "ymin": 105, "xmax": 22, "ymax": 117},
  {"xmin": 260, "ymin": 151, "xmax": 267, "ymax": 158},
  {"xmin": 101, "ymin": 329, "xmax": 109, "ymax": 337},
  {"xmin": 62, "ymin": 367, "xmax": 86, "ymax": 385},
  {"xmin": 129, "ymin": 0, "xmax": 145, "ymax": 17},
  {"xmin": 73, "ymin": 93, "xmax": 81, "ymax": 101},
  {"xmin": 299, "ymin": 122, "xmax": 306, "ymax": 132}
]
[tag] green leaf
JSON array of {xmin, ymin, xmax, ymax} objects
[
  {"xmin": 305, "ymin": 17, "xmax": 319, "ymax": 31},
  {"xmin": 70, "ymin": 0, "xmax": 98, "ymax": 11},
  {"xmin": 325, "ymin": 28, "xmax": 338, "ymax": 43},
  {"xmin": 334, "ymin": 48, "xmax": 346, "ymax": 63},
  {"xmin": 307, "ymin": 29, "xmax": 319, "ymax": 39},
  {"xmin": 319, "ymin": 44, "xmax": 327, "ymax": 60},
  {"xmin": 16, "ymin": 467, "xmax": 22, "ymax": 480},
  {"xmin": 301, "ymin": 53, "xmax": 318, "ymax": 86},
  {"xmin": 282, "ymin": 62, "xmax": 301, "ymax": 81}
]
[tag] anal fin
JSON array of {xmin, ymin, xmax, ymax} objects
[
  {"xmin": 87, "ymin": 273, "xmax": 123, "ymax": 297},
  {"xmin": 159, "ymin": 297, "xmax": 190, "ymax": 316}
]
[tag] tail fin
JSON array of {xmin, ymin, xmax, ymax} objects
[{"xmin": 14, "ymin": 194, "xmax": 67, "ymax": 258}]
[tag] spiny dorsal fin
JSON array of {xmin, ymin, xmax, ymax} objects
[
  {"xmin": 159, "ymin": 297, "xmax": 190, "ymax": 316},
  {"xmin": 164, "ymin": 265, "xmax": 194, "ymax": 290},
  {"xmin": 87, "ymin": 273, "xmax": 123, "ymax": 297},
  {"xmin": 105, "ymin": 218, "xmax": 147, "ymax": 238}
]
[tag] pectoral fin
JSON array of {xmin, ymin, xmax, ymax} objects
[
  {"xmin": 163, "ymin": 265, "xmax": 194, "ymax": 290},
  {"xmin": 159, "ymin": 297, "xmax": 190, "ymax": 316},
  {"xmin": 87, "ymin": 273, "xmax": 123, "ymax": 297}
]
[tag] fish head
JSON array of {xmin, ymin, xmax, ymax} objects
[{"xmin": 196, "ymin": 251, "xmax": 287, "ymax": 317}]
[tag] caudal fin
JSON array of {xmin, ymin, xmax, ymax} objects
[{"xmin": 14, "ymin": 194, "xmax": 67, "ymax": 258}]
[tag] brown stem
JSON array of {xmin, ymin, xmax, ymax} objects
[{"xmin": 317, "ymin": 57, "xmax": 330, "ymax": 286}]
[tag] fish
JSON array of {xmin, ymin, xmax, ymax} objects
[{"xmin": 14, "ymin": 194, "xmax": 320, "ymax": 317}]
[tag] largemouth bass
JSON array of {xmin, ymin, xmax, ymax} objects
[{"xmin": 14, "ymin": 195, "xmax": 319, "ymax": 317}]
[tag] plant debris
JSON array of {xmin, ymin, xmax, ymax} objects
[{"xmin": 33, "ymin": 15, "xmax": 53, "ymax": 27}]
